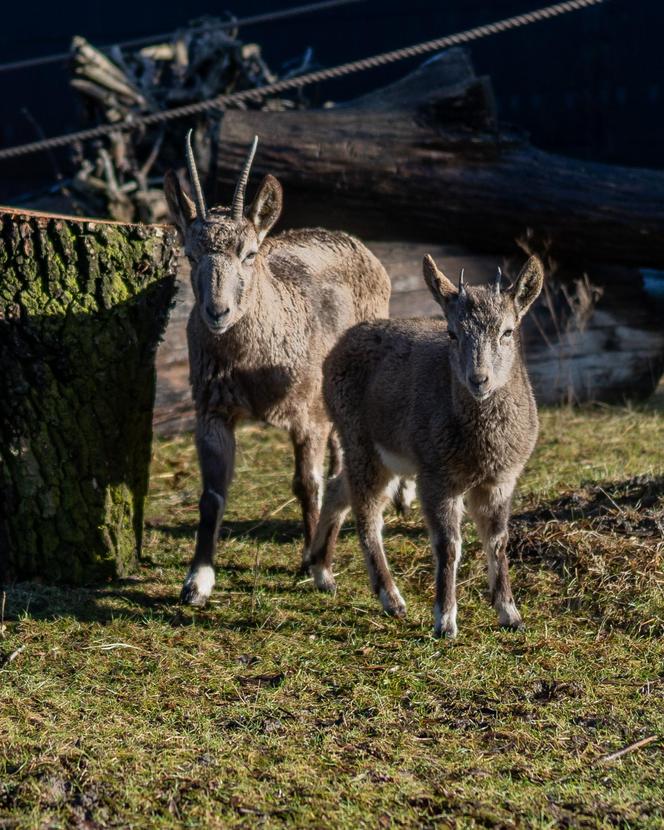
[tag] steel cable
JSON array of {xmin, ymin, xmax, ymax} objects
[
  {"xmin": 0, "ymin": 0, "xmax": 605, "ymax": 162},
  {"xmin": 0, "ymin": 0, "xmax": 367, "ymax": 74}
]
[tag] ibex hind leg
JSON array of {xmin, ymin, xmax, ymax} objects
[
  {"xmin": 181, "ymin": 418, "xmax": 235, "ymax": 607},
  {"xmin": 350, "ymin": 459, "xmax": 406, "ymax": 618},
  {"xmin": 306, "ymin": 471, "xmax": 351, "ymax": 592},
  {"xmin": 392, "ymin": 477, "xmax": 417, "ymax": 516},
  {"xmin": 291, "ymin": 425, "xmax": 328, "ymax": 567},
  {"xmin": 467, "ymin": 482, "xmax": 524, "ymax": 631}
]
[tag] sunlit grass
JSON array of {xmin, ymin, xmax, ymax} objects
[{"xmin": 2, "ymin": 405, "xmax": 663, "ymax": 828}]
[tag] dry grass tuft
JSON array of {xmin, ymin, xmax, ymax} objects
[{"xmin": 512, "ymin": 475, "xmax": 664, "ymax": 635}]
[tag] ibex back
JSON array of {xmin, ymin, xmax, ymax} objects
[
  {"xmin": 165, "ymin": 132, "xmax": 391, "ymax": 606},
  {"xmin": 306, "ymin": 254, "xmax": 544, "ymax": 637}
]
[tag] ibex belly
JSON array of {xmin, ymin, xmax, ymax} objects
[{"xmin": 376, "ymin": 444, "xmax": 418, "ymax": 477}]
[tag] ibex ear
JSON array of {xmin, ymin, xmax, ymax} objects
[
  {"xmin": 422, "ymin": 254, "xmax": 457, "ymax": 309},
  {"xmin": 512, "ymin": 255, "xmax": 544, "ymax": 318},
  {"xmin": 249, "ymin": 175, "xmax": 283, "ymax": 244},
  {"xmin": 164, "ymin": 170, "xmax": 197, "ymax": 238}
]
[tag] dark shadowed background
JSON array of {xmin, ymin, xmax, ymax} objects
[{"xmin": 0, "ymin": 0, "xmax": 660, "ymax": 202}]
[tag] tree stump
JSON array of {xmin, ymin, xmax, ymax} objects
[{"xmin": 0, "ymin": 208, "xmax": 178, "ymax": 585}]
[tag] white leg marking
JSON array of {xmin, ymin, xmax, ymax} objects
[
  {"xmin": 379, "ymin": 585, "xmax": 407, "ymax": 617},
  {"xmin": 497, "ymin": 598, "xmax": 523, "ymax": 630},
  {"xmin": 400, "ymin": 478, "xmax": 417, "ymax": 509},
  {"xmin": 434, "ymin": 602, "xmax": 458, "ymax": 638},
  {"xmin": 311, "ymin": 564, "xmax": 336, "ymax": 593},
  {"xmin": 182, "ymin": 564, "xmax": 215, "ymax": 604},
  {"xmin": 386, "ymin": 475, "xmax": 402, "ymax": 500}
]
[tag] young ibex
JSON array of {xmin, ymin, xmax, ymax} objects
[
  {"xmin": 306, "ymin": 254, "xmax": 544, "ymax": 637},
  {"xmin": 164, "ymin": 132, "xmax": 391, "ymax": 606}
]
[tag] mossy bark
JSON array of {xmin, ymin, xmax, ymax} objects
[{"xmin": 0, "ymin": 208, "xmax": 178, "ymax": 584}]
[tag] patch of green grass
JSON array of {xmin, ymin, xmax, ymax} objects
[{"xmin": 2, "ymin": 407, "xmax": 663, "ymax": 828}]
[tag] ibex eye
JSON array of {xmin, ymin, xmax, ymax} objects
[
  {"xmin": 502, "ymin": 329, "xmax": 513, "ymax": 340},
  {"xmin": 243, "ymin": 251, "xmax": 257, "ymax": 264},
  {"xmin": 448, "ymin": 330, "xmax": 457, "ymax": 342}
]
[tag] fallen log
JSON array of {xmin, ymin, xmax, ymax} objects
[
  {"xmin": 212, "ymin": 48, "xmax": 664, "ymax": 269},
  {"xmin": 0, "ymin": 208, "xmax": 177, "ymax": 584}
]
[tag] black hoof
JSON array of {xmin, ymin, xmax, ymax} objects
[
  {"xmin": 180, "ymin": 584, "xmax": 209, "ymax": 608},
  {"xmin": 500, "ymin": 620, "xmax": 526, "ymax": 633}
]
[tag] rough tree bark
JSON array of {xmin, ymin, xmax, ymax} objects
[
  {"xmin": 212, "ymin": 48, "xmax": 664, "ymax": 269},
  {"xmin": 0, "ymin": 208, "xmax": 177, "ymax": 584}
]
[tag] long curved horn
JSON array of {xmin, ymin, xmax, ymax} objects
[
  {"xmin": 458, "ymin": 267, "xmax": 466, "ymax": 297},
  {"xmin": 232, "ymin": 135, "xmax": 259, "ymax": 221},
  {"xmin": 493, "ymin": 266, "xmax": 502, "ymax": 294},
  {"xmin": 185, "ymin": 129, "xmax": 207, "ymax": 220}
]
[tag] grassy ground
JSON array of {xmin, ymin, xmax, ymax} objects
[{"xmin": 1, "ymin": 405, "xmax": 663, "ymax": 829}]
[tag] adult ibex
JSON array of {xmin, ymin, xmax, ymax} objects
[
  {"xmin": 164, "ymin": 132, "xmax": 391, "ymax": 606},
  {"xmin": 306, "ymin": 254, "xmax": 544, "ymax": 637}
]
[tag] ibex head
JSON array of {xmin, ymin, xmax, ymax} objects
[
  {"xmin": 165, "ymin": 131, "xmax": 283, "ymax": 334},
  {"xmin": 422, "ymin": 254, "xmax": 544, "ymax": 401}
]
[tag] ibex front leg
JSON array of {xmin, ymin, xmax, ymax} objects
[
  {"xmin": 181, "ymin": 417, "xmax": 236, "ymax": 607},
  {"xmin": 291, "ymin": 426, "xmax": 327, "ymax": 562},
  {"xmin": 467, "ymin": 481, "xmax": 524, "ymax": 631},
  {"xmin": 420, "ymin": 482, "xmax": 463, "ymax": 638}
]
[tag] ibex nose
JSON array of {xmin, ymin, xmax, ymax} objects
[
  {"xmin": 469, "ymin": 373, "xmax": 489, "ymax": 389},
  {"xmin": 206, "ymin": 304, "xmax": 230, "ymax": 323}
]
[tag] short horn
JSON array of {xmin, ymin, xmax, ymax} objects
[
  {"xmin": 232, "ymin": 135, "xmax": 259, "ymax": 221},
  {"xmin": 493, "ymin": 266, "xmax": 502, "ymax": 294},
  {"xmin": 458, "ymin": 267, "xmax": 466, "ymax": 296},
  {"xmin": 185, "ymin": 129, "xmax": 207, "ymax": 220}
]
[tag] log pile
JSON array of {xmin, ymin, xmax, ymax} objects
[
  {"xmin": 153, "ymin": 244, "xmax": 664, "ymax": 436},
  {"xmin": 0, "ymin": 208, "xmax": 177, "ymax": 584},
  {"xmin": 64, "ymin": 19, "xmax": 312, "ymax": 223},
  {"xmin": 151, "ymin": 49, "xmax": 664, "ymax": 427}
]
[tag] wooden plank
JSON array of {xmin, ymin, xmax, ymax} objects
[{"xmin": 153, "ymin": 240, "xmax": 664, "ymax": 434}]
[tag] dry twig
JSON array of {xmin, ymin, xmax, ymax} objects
[
  {"xmin": 599, "ymin": 735, "xmax": 659, "ymax": 764},
  {"xmin": 1, "ymin": 644, "xmax": 26, "ymax": 667}
]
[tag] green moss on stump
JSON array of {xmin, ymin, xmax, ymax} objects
[{"xmin": 0, "ymin": 210, "xmax": 178, "ymax": 584}]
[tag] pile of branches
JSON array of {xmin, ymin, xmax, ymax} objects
[{"xmin": 66, "ymin": 17, "xmax": 314, "ymax": 222}]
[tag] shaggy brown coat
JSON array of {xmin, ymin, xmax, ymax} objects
[
  {"xmin": 306, "ymin": 254, "xmax": 544, "ymax": 637},
  {"xmin": 165, "ymin": 164, "xmax": 390, "ymax": 606}
]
